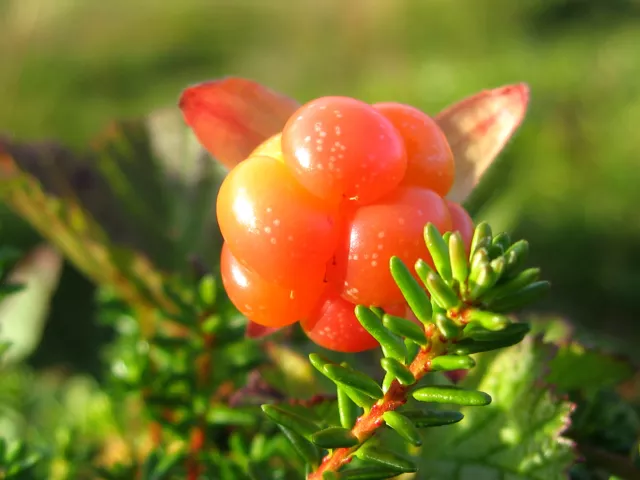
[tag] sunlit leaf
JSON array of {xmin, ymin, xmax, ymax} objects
[
  {"xmin": 179, "ymin": 77, "xmax": 300, "ymax": 170},
  {"xmin": 436, "ymin": 83, "xmax": 530, "ymax": 204},
  {"xmin": 0, "ymin": 244, "xmax": 62, "ymax": 364}
]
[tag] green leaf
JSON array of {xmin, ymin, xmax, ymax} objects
[
  {"xmin": 389, "ymin": 256, "xmax": 433, "ymax": 325},
  {"xmin": 380, "ymin": 357, "xmax": 416, "ymax": 386},
  {"xmin": 434, "ymin": 313, "xmax": 461, "ymax": 340},
  {"xmin": 382, "ymin": 411, "xmax": 422, "ymax": 446},
  {"xmin": 424, "ymin": 223, "xmax": 452, "ymax": 283},
  {"xmin": 341, "ymin": 467, "xmax": 407, "ymax": 479},
  {"xmin": 449, "ymin": 232, "xmax": 469, "ymax": 285},
  {"xmin": 381, "ymin": 314, "xmax": 427, "ymax": 346},
  {"xmin": 337, "ymin": 386, "xmax": 359, "ymax": 429},
  {"xmin": 430, "ymin": 355, "xmax": 476, "ymax": 372},
  {"xmin": 547, "ymin": 341, "xmax": 635, "ymax": 394},
  {"xmin": 469, "ymin": 222, "xmax": 492, "ymax": 258},
  {"xmin": 482, "ymin": 267, "xmax": 540, "ymax": 302},
  {"xmin": 277, "ymin": 425, "xmax": 321, "ymax": 468},
  {"xmin": 463, "ymin": 309, "xmax": 509, "ymax": 331},
  {"xmin": 323, "ymin": 364, "xmax": 383, "ymax": 400},
  {"xmin": 261, "ymin": 405, "xmax": 320, "ymax": 439},
  {"xmin": 403, "ymin": 409, "xmax": 465, "ymax": 427},
  {"xmin": 311, "ymin": 427, "xmax": 359, "ymax": 448},
  {"xmin": 502, "ymin": 239, "xmax": 529, "ymax": 275},
  {"xmin": 415, "ymin": 262, "xmax": 461, "ymax": 310},
  {"xmin": 487, "ymin": 281, "xmax": 551, "ymax": 312},
  {"xmin": 463, "ymin": 322, "xmax": 530, "ymax": 342},
  {"xmin": 412, "ymin": 385, "xmax": 491, "ymax": 406},
  {"xmin": 354, "ymin": 306, "xmax": 406, "ymax": 362},
  {"xmin": 356, "ymin": 446, "xmax": 417, "ymax": 473},
  {"xmin": 419, "ymin": 336, "xmax": 576, "ymax": 479}
]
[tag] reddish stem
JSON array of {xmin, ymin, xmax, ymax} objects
[
  {"xmin": 308, "ymin": 325, "xmax": 448, "ymax": 479},
  {"xmin": 187, "ymin": 315, "xmax": 216, "ymax": 480}
]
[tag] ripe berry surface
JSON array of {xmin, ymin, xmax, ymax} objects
[
  {"xmin": 333, "ymin": 187, "xmax": 452, "ymax": 307},
  {"xmin": 216, "ymin": 155, "xmax": 339, "ymax": 285},
  {"xmin": 220, "ymin": 243, "xmax": 326, "ymax": 327},
  {"xmin": 374, "ymin": 102, "xmax": 455, "ymax": 197},
  {"xmin": 281, "ymin": 96, "xmax": 407, "ymax": 205},
  {"xmin": 301, "ymin": 287, "xmax": 406, "ymax": 352},
  {"xmin": 446, "ymin": 200, "xmax": 474, "ymax": 252}
]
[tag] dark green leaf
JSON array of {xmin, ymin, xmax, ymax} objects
[
  {"xmin": 261, "ymin": 405, "xmax": 320, "ymax": 438},
  {"xmin": 382, "ymin": 411, "xmax": 422, "ymax": 446},
  {"xmin": 277, "ymin": 425, "xmax": 321, "ymax": 468},
  {"xmin": 312, "ymin": 427, "xmax": 359, "ymax": 448},
  {"xmin": 357, "ymin": 446, "xmax": 417, "ymax": 473},
  {"xmin": 403, "ymin": 409, "xmax": 465, "ymax": 427},
  {"xmin": 434, "ymin": 312, "xmax": 461, "ymax": 340},
  {"xmin": 487, "ymin": 281, "xmax": 551, "ymax": 312}
]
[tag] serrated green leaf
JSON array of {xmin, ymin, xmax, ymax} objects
[
  {"xmin": 419, "ymin": 337, "xmax": 576, "ymax": 479},
  {"xmin": 547, "ymin": 342, "xmax": 635, "ymax": 394}
]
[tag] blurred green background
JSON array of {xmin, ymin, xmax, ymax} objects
[{"xmin": 1, "ymin": 0, "xmax": 640, "ymax": 373}]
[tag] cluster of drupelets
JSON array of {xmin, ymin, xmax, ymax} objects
[{"xmin": 216, "ymin": 96, "xmax": 479, "ymax": 352}]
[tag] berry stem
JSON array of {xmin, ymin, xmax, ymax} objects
[{"xmin": 307, "ymin": 325, "xmax": 447, "ymax": 479}]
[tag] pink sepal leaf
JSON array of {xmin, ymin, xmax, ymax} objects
[
  {"xmin": 436, "ymin": 83, "xmax": 530, "ymax": 203},
  {"xmin": 179, "ymin": 77, "xmax": 299, "ymax": 170}
]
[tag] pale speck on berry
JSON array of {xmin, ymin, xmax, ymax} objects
[
  {"xmin": 364, "ymin": 254, "xmax": 370, "ymax": 260},
  {"xmin": 371, "ymin": 260, "xmax": 378, "ymax": 267},
  {"xmin": 372, "ymin": 253, "xmax": 378, "ymax": 259},
  {"xmin": 377, "ymin": 244, "xmax": 383, "ymax": 250},
  {"xmin": 273, "ymin": 219, "xmax": 281, "ymax": 227},
  {"xmin": 266, "ymin": 207, "xmax": 273, "ymax": 213},
  {"xmin": 352, "ymin": 254, "xmax": 359, "ymax": 260},
  {"xmin": 297, "ymin": 115, "xmax": 304, "ymax": 121},
  {"xmin": 334, "ymin": 110, "xmax": 343, "ymax": 118},
  {"xmin": 270, "ymin": 238, "xmax": 277, "ymax": 244},
  {"xmin": 304, "ymin": 135, "xmax": 311, "ymax": 143},
  {"xmin": 317, "ymin": 146, "xmax": 323, "ymax": 152},
  {"xmin": 287, "ymin": 235, "xmax": 294, "ymax": 241},
  {"xmin": 319, "ymin": 131, "xmax": 327, "ymax": 138},
  {"xmin": 398, "ymin": 218, "xmax": 405, "ymax": 225},
  {"xmin": 264, "ymin": 226, "xmax": 272, "ymax": 234},
  {"xmin": 335, "ymin": 126, "xmax": 341, "ymax": 135},
  {"xmin": 378, "ymin": 231, "xmax": 385, "ymax": 238}
]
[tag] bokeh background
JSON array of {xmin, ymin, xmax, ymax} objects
[{"xmin": 1, "ymin": 0, "xmax": 640, "ymax": 375}]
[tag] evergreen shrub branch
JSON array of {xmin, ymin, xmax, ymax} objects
[{"xmin": 261, "ymin": 222, "xmax": 549, "ymax": 479}]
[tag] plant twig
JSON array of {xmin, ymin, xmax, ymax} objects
[{"xmin": 308, "ymin": 325, "xmax": 447, "ymax": 479}]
